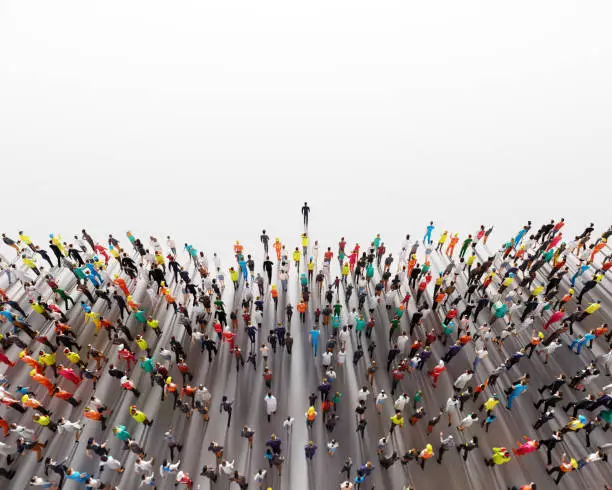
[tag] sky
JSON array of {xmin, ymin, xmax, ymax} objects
[{"xmin": 1, "ymin": 1, "xmax": 611, "ymax": 265}]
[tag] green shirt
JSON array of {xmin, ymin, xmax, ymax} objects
[{"xmin": 114, "ymin": 425, "xmax": 131, "ymax": 441}]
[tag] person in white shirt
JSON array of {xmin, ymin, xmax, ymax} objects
[
  {"xmin": 396, "ymin": 332, "xmax": 410, "ymax": 353},
  {"xmin": 213, "ymin": 252, "xmax": 221, "ymax": 270},
  {"xmin": 159, "ymin": 459, "xmax": 180, "ymax": 478},
  {"xmin": 165, "ymin": 236, "xmax": 176, "ymax": 256},
  {"xmin": 100, "ymin": 454, "xmax": 125, "ymax": 473},
  {"xmin": 283, "ymin": 416, "xmax": 294, "ymax": 433},
  {"xmin": 375, "ymin": 391, "xmax": 388, "ymax": 414},
  {"xmin": 219, "ymin": 460, "xmax": 235, "ymax": 476},
  {"xmin": 10, "ymin": 423, "xmax": 35, "ymax": 439},
  {"xmin": 29, "ymin": 476, "xmax": 52, "ymax": 487},
  {"xmin": 140, "ymin": 473, "xmax": 155, "ymax": 487},
  {"xmin": 158, "ymin": 348, "xmax": 173, "ymax": 366},
  {"xmin": 457, "ymin": 413, "xmax": 478, "ymax": 431},
  {"xmin": 327, "ymin": 440, "xmax": 340, "ymax": 455},
  {"xmin": 56, "ymin": 418, "xmax": 83, "ymax": 442},
  {"xmin": 321, "ymin": 350, "xmax": 333, "ymax": 369},
  {"xmin": 135, "ymin": 457, "xmax": 154, "ymax": 475},
  {"xmin": 194, "ymin": 385, "xmax": 211, "ymax": 408},
  {"xmin": 89, "ymin": 396, "xmax": 108, "ymax": 411},
  {"xmin": 253, "ymin": 468, "xmax": 267, "ymax": 486},
  {"xmin": 358, "ymin": 387, "xmax": 371, "ymax": 403},
  {"xmin": 337, "ymin": 347, "xmax": 347, "ymax": 366},
  {"xmin": 338, "ymin": 328, "xmax": 350, "ymax": 350},
  {"xmin": 453, "ymin": 370, "xmax": 474, "ymax": 391},
  {"xmin": 394, "ymin": 393, "xmax": 409, "ymax": 412},
  {"xmin": 444, "ymin": 395, "xmax": 459, "ymax": 426},
  {"xmin": 340, "ymin": 481, "xmax": 354, "ymax": 489},
  {"xmin": 85, "ymin": 477, "xmax": 104, "ymax": 489},
  {"xmin": 264, "ymin": 392, "xmax": 277, "ymax": 422},
  {"xmin": 325, "ymin": 368, "xmax": 337, "ymax": 382}
]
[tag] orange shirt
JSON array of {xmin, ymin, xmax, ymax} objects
[
  {"xmin": 54, "ymin": 390, "xmax": 73, "ymax": 400},
  {"xmin": 84, "ymin": 409, "xmax": 102, "ymax": 420}
]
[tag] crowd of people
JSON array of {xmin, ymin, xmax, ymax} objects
[{"xmin": 0, "ymin": 204, "xmax": 611, "ymax": 489}]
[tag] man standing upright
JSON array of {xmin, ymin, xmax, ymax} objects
[{"xmin": 301, "ymin": 202, "xmax": 311, "ymax": 232}]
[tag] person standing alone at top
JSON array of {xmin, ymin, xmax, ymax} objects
[{"xmin": 302, "ymin": 202, "xmax": 311, "ymax": 232}]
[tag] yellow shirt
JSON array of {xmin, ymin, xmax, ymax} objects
[
  {"xmin": 34, "ymin": 415, "xmax": 51, "ymax": 426},
  {"xmin": 31, "ymin": 303, "xmax": 45, "ymax": 314},
  {"xmin": 39, "ymin": 352, "xmax": 56, "ymax": 366},
  {"xmin": 19, "ymin": 234, "xmax": 32, "ymax": 244},
  {"xmin": 66, "ymin": 352, "xmax": 81, "ymax": 364},
  {"xmin": 585, "ymin": 303, "xmax": 601, "ymax": 314}
]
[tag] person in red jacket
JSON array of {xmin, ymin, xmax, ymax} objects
[
  {"xmin": 177, "ymin": 358, "xmax": 194, "ymax": 383},
  {"xmin": 0, "ymin": 350, "xmax": 15, "ymax": 368},
  {"xmin": 546, "ymin": 233, "xmax": 563, "ymax": 252},
  {"xmin": 222, "ymin": 328, "xmax": 236, "ymax": 352},
  {"xmin": 544, "ymin": 308, "xmax": 565, "ymax": 329},
  {"xmin": 444, "ymin": 308, "xmax": 458, "ymax": 326},
  {"xmin": 428, "ymin": 361, "xmax": 446, "ymax": 388},
  {"xmin": 57, "ymin": 365, "xmax": 82, "ymax": 386}
]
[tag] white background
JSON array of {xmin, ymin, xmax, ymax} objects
[{"xmin": 1, "ymin": 1, "xmax": 611, "ymax": 264}]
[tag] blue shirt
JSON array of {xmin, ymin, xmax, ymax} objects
[{"xmin": 309, "ymin": 330, "xmax": 320, "ymax": 344}]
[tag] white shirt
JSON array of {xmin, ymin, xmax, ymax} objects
[
  {"xmin": 30, "ymin": 477, "xmax": 53, "ymax": 487},
  {"xmin": 337, "ymin": 350, "xmax": 347, "ymax": 364},
  {"xmin": 283, "ymin": 417, "xmax": 295, "ymax": 430},
  {"xmin": 89, "ymin": 397, "xmax": 106, "ymax": 409},
  {"xmin": 327, "ymin": 441, "xmax": 339, "ymax": 451},
  {"xmin": 58, "ymin": 420, "xmax": 82, "ymax": 433},
  {"xmin": 322, "ymin": 352, "xmax": 333, "ymax": 366},
  {"xmin": 254, "ymin": 470, "xmax": 267, "ymax": 482},
  {"xmin": 459, "ymin": 415, "xmax": 477, "ymax": 427},
  {"xmin": 394, "ymin": 395, "xmax": 409, "ymax": 411},
  {"xmin": 376, "ymin": 393, "xmax": 388, "ymax": 404},
  {"xmin": 167, "ymin": 239, "xmax": 176, "ymax": 251},
  {"xmin": 219, "ymin": 461, "xmax": 235, "ymax": 475},
  {"xmin": 160, "ymin": 460, "xmax": 181, "ymax": 478},
  {"xmin": 195, "ymin": 387, "xmax": 211, "ymax": 404},
  {"xmin": 103, "ymin": 455, "xmax": 122, "ymax": 470},
  {"xmin": 358, "ymin": 389, "xmax": 371, "ymax": 402},
  {"xmin": 136, "ymin": 458, "xmax": 154, "ymax": 474},
  {"xmin": 445, "ymin": 397, "xmax": 459, "ymax": 413},
  {"xmin": 264, "ymin": 395, "xmax": 277, "ymax": 414},
  {"xmin": 454, "ymin": 373, "xmax": 473, "ymax": 390},
  {"xmin": 397, "ymin": 334, "xmax": 410, "ymax": 352},
  {"xmin": 140, "ymin": 473, "xmax": 155, "ymax": 486},
  {"xmin": 10, "ymin": 424, "xmax": 35, "ymax": 437}
]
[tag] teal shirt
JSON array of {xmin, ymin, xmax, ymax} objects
[
  {"xmin": 140, "ymin": 357, "xmax": 154, "ymax": 373},
  {"xmin": 114, "ymin": 425, "xmax": 130, "ymax": 441}
]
